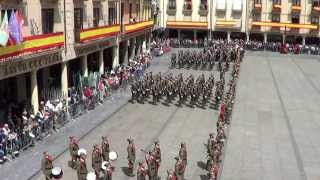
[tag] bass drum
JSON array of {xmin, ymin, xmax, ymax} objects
[
  {"xmin": 109, "ymin": 151, "xmax": 118, "ymax": 161},
  {"xmin": 51, "ymin": 167, "xmax": 63, "ymax": 179}
]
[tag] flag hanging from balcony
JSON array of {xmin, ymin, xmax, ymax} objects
[
  {"xmin": 16, "ymin": 10, "xmax": 24, "ymax": 43},
  {"xmin": 0, "ymin": 10, "xmax": 9, "ymax": 46},
  {"xmin": 8, "ymin": 10, "xmax": 22, "ymax": 45}
]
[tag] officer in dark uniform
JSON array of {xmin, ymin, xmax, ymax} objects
[{"xmin": 178, "ymin": 142, "xmax": 187, "ymax": 166}]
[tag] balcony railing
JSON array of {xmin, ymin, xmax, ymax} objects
[
  {"xmin": 183, "ymin": 3, "xmax": 192, "ymax": 16},
  {"xmin": 80, "ymin": 24, "xmax": 120, "ymax": 43},
  {"xmin": 0, "ymin": 32, "xmax": 64, "ymax": 61},
  {"xmin": 291, "ymin": 5, "xmax": 301, "ymax": 12},
  {"xmin": 199, "ymin": 4, "xmax": 208, "ymax": 16},
  {"xmin": 167, "ymin": 5, "xmax": 177, "ymax": 15},
  {"xmin": 124, "ymin": 20, "xmax": 154, "ymax": 34},
  {"xmin": 272, "ymin": 1, "xmax": 281, "ymax": 12}
]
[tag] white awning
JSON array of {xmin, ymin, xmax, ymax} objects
[
  {"xmin": 216, "ymin": 0, "xmax": 226, "ymax": 10},
  {"xmin": 233, "ymin": 0, "xmax": 242, "ymax": 11}
]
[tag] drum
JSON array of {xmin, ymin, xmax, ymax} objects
[
  {"xmin": 101, "ymin": 161, "xmax": 109, "ymax": 170},
  {"xmin": 109, "ymin": 151, "xmax": 118, "ymax": 161},
  {"xmin": 51, "ymin": 167, "xmax": 63, "ymax": 179},
  {"xmin": 78, "ymin": 148, "xmax": 87, "ymax": 156},
  {"xmin": 86, "ymin": 172, "xmax": 96, "ymax": 180}
]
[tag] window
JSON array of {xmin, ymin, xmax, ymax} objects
[
  {"xmin": 93, "ymin": 8, "xmax": 100, "ymax": 27},
  {"xmin": 272, "ymin": 14, "xmax": 280, "ymax": 22},
  {"xmin": 291, "ymin": 14, "xmax": 299, "ymax": 24},
  {"xmin": 200, "ymin": 0, "xmax": 207, "ymax": 10},
  {"xmin": 311, "ymin": 16, "xmax": 319, "ymax": 24},
  {"xmin": 42, "ymin": 9, "xmax": 54, "ymax": 34},
  {"xmin": 292, "ymin": 0, "xmax": 300, "ymax": 6},
  {"xmin": 74, "ymin": 8, "xmax": 83, "ymax": 29},
  {"xmin": 273, "ymin": 0, "xmax": 281, "ymax": 4},
  {"xmin": 184, "ymin": 0, "xmax": 192, "ymax": 10},
  {"xmin": 252, "ymin": 13, "xmax": 261, "ymax": 21},
  {"xmin": 136, "ymin": 4, "xmax": 140, "ymax": 20},
  {"xmin": 129, "ymin": 3, "xmax": 132, "ymax": 18},
  {"xmin": 254, "ymin": 0, "xmax": 262, "ymax": 4},
  {"xmin": 313, "ymin": 0, "xmax": 320, "ymax": 6},
  {"xmin": 108, "ymin": 3, "xmax": 117, "ymax": 25},
  {"xmin": 168, "ymin": 0, "xmax": 176, "ymax": 9}
]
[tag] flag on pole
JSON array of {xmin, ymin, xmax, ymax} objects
[
  {"xmin": 8, "ymin": 10, "xmax": 22, "ymax": 45},
  {"xmin": 0, "ymin": 10, "xmax": 9, "ymax": 46},
  {"xmin": 15, "ymin": 10, "xmax": 24, "ymax": 43}
]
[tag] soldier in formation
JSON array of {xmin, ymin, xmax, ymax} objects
[
  {"xmin": 68, "ymin": 136, "xmax": 79, "ymax": 169},
  {"xmin": 127, "ymin": 138, "xmax": 136, "ymax": 176},
  {"xmin": 101, "ymin": 136, "xmax": 110, "ymax": 161},
  {"xmin": 92, "ymin": 144, "xmax": 103, "ymax": 177},
  {"xmin": 77, "ymin": 152, "xmax": 88, "ymax": 180},
  {"xmin": 41, "ymin": 151, "xmax": 53, "ymax": 180}
]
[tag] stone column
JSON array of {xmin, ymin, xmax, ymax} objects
[
  {"xmin": 81, "ymin": 55, "xmax": 88, "ymax": 77},
  {"xmin": 194, "ymin": 30, "xmax": 197, "ymax": 41},
  {"xmin": 302, "ymin": 36, "xmax": 306, "ymax": 46},
  {"xmin": 264, "ymin": 33, "xmax": 268, "ymax": 44},
  {"xmin": 112, "ymin": 44, "xmax": 119, "ymax": 68},
  {"xmin": 123, "ymin": 40, "xmax": 129, "ymax": 65},
  {"xmin": 178, "ymin": 30, "xmax": 181, "ymax": 43},
  {"xmin": 227, "ymin": 31, "xmax": 231, "ymax": 42},
  {"xmin": 282, "ymin": 34, "xmax": 286, "ymax": 44},
  {"xmin": 246, "ymin": 33, "xmax": 250, "ymax": 43},
  {"xmin": 30, "ymin": 70, "xmax": 39, "ymax": 114},
  {"xmin": 130, "ymin": 38, "xmax": 136, "ymax": 60},
  {"xmin": 146, "ymin": 32, "xmax": 151, "ymax": 50},
  {"xmin": 61, "ymin": 62, "xmax": 68, "ymax": 98},
  {"xmin": 136, "ymin": 37, "xmax": 141, "ymax": 55},
  {"xmin": 99, "ymin": 50, "xmax": 105, "ymax": 74},
  {"xmin": 16, "ymin": 74, "xmax": 27, "ymax": 102}
]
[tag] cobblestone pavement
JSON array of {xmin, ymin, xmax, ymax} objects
[
  {"xmin": 220, "ymin": 52, "xmax": 320, "ymax": 180},
  {"xmin": 1, "ymin": 48, "xmax": 228, "ymax": 180}
]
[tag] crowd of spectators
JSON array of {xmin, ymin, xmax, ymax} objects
[
  {"xmin": 246, "ymin": 40, "xmax": 320, "ymax": 55},
  {"xmin": 0, "ymin": 51, "xmax": 153, "ymax": 164}
]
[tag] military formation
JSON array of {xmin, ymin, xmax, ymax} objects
[
  {"xmin": 40, "ymin": 39, "xmax": 244, "ymax": 180},
  {"xmin": 170, "ymin": 40, "xmax": 243, "ymax": 70}
]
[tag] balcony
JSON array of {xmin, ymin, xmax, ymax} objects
[
  {"xmin": 199, "ymin": 4, "xmax": 208, "ymax": 16},
  {"xmin": 167, "ymin": 7, "xmax": 177, "ymax": 15},
  {"xmin": 288, "ymin": 27, "xmax": 300, "ymax": 34},
  {"xmin": 80, "ymin": 25, "xmax": 121, "ymax": 43},
  {"xmin": 291, "ymin": 5, "xmax": 301, "ymax": 12},
  {"xmin": 124, "ymin": 20, "xmax": 154, "ymax": 34},
  {"xmin": 272, "ymin": 1, "xmax": 281, "ymax": 13},
  {"xmin": 183, "ymin": 1, "xmax": 192, "ymax": 16},
  {"xmin": 312, "ymin": 6, "xmax": 320, "ymax": 14},
  {"xmin": 0, "ymin": 32, "xmax": 64, "ymax": 61},
  {"xmin": 253, "ymin": 3, "xmax": 262, "ymax": 12},
  {"xmin": 251, "ymin": 25, "xmax": 261, "ymax": 32}
]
